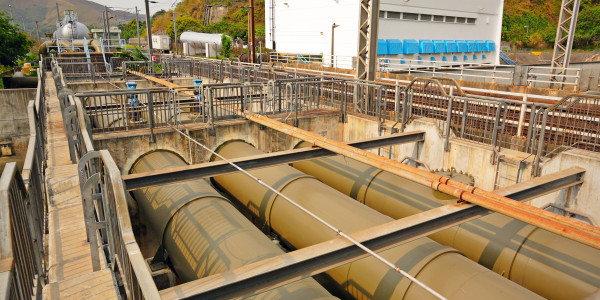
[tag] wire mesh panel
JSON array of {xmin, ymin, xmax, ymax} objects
[
  {"xmin": 451, "ymin": 97, "xmax": 507, "ymax": 150},
  {"xmin": 77, "ymin": 89, "xmax": 177, "ymax": 133},
  {"xmin": 535, "ymin": 94, "xmax": 600, "ymax": 157}
]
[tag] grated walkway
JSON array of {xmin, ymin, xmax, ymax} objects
[{"xmin": 42, "ymin": 72, "xmax": 118, "ymax": 299}]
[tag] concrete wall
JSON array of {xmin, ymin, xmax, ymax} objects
[
  {"xmin": 0, "ymin": 88, "xmax": 36, "ymax": 172},
  {"xmin": 94, "ymin": 113, "xmax": 342, "ymax": 175},
  {"xmin": 533, "ymin": 149, "xmax": 600, "ymax": 224},
  {"xmin": 344, "ymin": 114, "xmax": 600, "ymax": 219}
]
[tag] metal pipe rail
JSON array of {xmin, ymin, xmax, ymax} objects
[
  {"xmin": 0, "ymin": 66, "xmax": 48, "ymax": 300},
  {"xmin": 77, "ymin": 150, "xmax": 161, "ymax": 299},
  {"xmin": 0, "ymin": 163, "xmax": 43, "ymax": 300}
]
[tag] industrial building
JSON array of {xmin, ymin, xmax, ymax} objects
[
  {"xmin": 265, "ymin": 0, "xmax": 503, "ymax": 65},
  {"xmin": 1, "ymin": 1, "xmax": 600, "ymax": 300}
]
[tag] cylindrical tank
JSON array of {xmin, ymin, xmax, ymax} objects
[
  {"xmin": 212, "ymin": 141, "xmax": 542, "ymax": 300},
  {"xmin": 53, "ymin": 22, "xmax": 90, "ymax": 40},
  {"xmin": 291, "ymin": 144, "xmax": 600, "ymax": 300},
  {"xmin": 129, "ymin": 150, "xmax": 336, "ymax": 299},
  {"xmin": 179, "ymin": 31, "xmax": 224, "ymax": 47}
]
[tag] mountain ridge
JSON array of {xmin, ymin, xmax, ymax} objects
[{"xmin": 0, "ymin": 0, "xmax": 140, "ymax": 37}]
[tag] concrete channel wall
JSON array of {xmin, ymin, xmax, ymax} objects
[
  {"xmin": 0, "ymin": 88, "xmax": 36, "ymax": 172},
  {"xmin": 93, "ymin": 113, "xmax": 342, "ymax": 175},
  {"xmin": 344, "ymin": 114, "xmax": 599, "ymax": 222}
]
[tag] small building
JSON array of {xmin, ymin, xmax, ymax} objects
[
  {"xmin": 151, "ymin": 35, "xmax": 171, "ymax": 52},
  {"xmin": 90, "ymin": 26, "xmax": 122, "ymax": 40},
  {"xmin": 265, "ymin": 0, "xmax": 504, "ymax": 66}
]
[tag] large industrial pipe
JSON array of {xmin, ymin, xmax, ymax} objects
[
  {"xmin": 211, "ymin": 141, "xmax": 542, "ymax": 300},
  {"xmin": 291, "ymin": 144, "xmax": 600, "ymax": 300},
  {"xmin": 129, "ymin": 150, "xmax": 336, "ymax": 299}
]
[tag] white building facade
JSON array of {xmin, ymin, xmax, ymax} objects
[{"xmin": 265, "ymin": 0, "xmax": 504, "ymax": 66}]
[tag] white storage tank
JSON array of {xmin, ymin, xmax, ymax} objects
[{"xmin": 180, "ymin": 31, "xmax": 224, "ymax": 57}]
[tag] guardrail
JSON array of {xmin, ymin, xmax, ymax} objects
[
  {"xmin": 49, "ymin": 59, "xmax": 161, "ymax": 298},
  {"xmin": 60, "ymin": 57, "xmax": 600, "ymax": 168},
  {"xmin": 0, "ymin": 66, "xmax": 47, "ymax": 300},
  {"xmin": 531, "ymin": 93, "xmax": 600, "ymax": 174},
  {"xmin": 78, "ymin": 150, "xmax": 160, "ymax": 299}
]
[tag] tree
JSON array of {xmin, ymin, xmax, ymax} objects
[
  {"xmin": 575, "ymin": 5, "xmax": 600, "ymax": 47},
  {"xmin": 118, "ymin": 19, "xmax": 146, "ymax": 41},
  {"xmin": 166, "ymin": 15, "xmax": 204, "ymax": 40},
  {"xmin": 0, "ymin": 11, "xmax": 33, "ymax": 67}
]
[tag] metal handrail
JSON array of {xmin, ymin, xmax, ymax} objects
[
  {"xmin": 50, "ymin": 61, "xmax": 160, "ymax": 298},
  {"xmin": 0, "ymin": 117, "xmax": 46, "ymax": 300},
  {"xmin": 78, "ymin": 150, "xmax": 161, "ymax": 299}
]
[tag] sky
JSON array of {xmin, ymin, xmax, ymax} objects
[{"xmin": 87, "ymin": 0, "xmax": 181, "ymax": 16}]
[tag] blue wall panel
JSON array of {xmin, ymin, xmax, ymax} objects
[
  {"xmin": 377, "ymin": 39, "xmax": 388, "ymax": 55},
  {"xmin": 433, "ymin": 40, "xmax": 446, "ymax": 53},
  {"xmin": 403, "ymin": 39, "xmax": 419, "ymax": 54},
  {"xmin": 387, "ymin": 39, "xmax": 403, "ymax": 55},
  {"xmin": 419, "ymin": 40, "xmax": 434, "ymax": 54},
  {"xmin": 445, "ymin": 40, "xmax": 458, "ymax": 53},
  {"xmin": 456, "ymin": 40, "xmax": 468, "ymax": 52}
]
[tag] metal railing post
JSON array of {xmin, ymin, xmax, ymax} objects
[
  {"xmin": 147, "ymin": 92, "xmax": 156, "ymax": 142},
  {"xmin": 444, "ymin": 96, "xmax": 454, "ymax": 152}
]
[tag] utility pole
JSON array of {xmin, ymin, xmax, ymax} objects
[
  {"xmin": 56, "ymin": 3, "xmax": 62, "ymax": 26},
  {"xmin": 145, "ymin": 0, "xmax": 154, "ymax": 58},
  {"xmin": 331, "ymin": 23, "xmax": 340, "ymax": 67},
  {"xmin": 35, "ymin": 21, "xmax": 41, "ymax": 41},
  {"xmin": 102, "ymin": 12, "xmax": 107, "ymax": 40},
  {"xmin": 105, "ymin": 6, "xmax": 111, "ymax": 48},
  {"xmin": 248, "ymin": 0, "xmax": 256, "ymax": 63},
  {"xmin": 135, "ymin": 6, "xmax": 141, "ymax": 47},
  {"xmin": 173, "ymin": 10, "xmax": 178, "ymax": 55},
  {"xmin": 8, "ymin": 5, "xmax": 13, "ymax": 23}
]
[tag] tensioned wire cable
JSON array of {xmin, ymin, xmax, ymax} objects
[{"xmin": 169, "ymin": 122, "xmax": 447, "ymax": 300}]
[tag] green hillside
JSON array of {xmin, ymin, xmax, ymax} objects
[{"xmin": 503, "ymin": 0, "xmax": 600, "ymax": 49}]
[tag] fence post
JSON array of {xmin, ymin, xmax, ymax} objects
[
  {"xmin": 147, "ymin": 92, "xmax": 156, "ymax": 143},
  {"xmin": 207, "ymin": 88, "xmax": 216, "ymax": 136},
  {"xmin": 444, "ymin": 96, "xmax": 454, "ymax": 152},
  {"xmin": 533, "ymin": 109, "xmax": 548, "ymax": 176}
]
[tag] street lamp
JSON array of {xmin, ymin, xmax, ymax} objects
[
  {"xmin": 8, "ymin": 4, "xmax": 13, "ymax": 23},
  {"xmin": 331, "ymin": 23, "xmax": 340, "ymax": 67},
  {"xmin": 524, "ymin": 25, "xmax": 529, "ymax": 36}
]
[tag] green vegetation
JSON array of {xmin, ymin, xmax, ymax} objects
[
  {"xmin": 150, "ymin": 0, "xmax": 265, "ymax": 43},
  {"xmin": 503, "ymin": 0, "xmax": 600, "ymax": 49},
  {"xmin": 114, "ymin": 47, "xmax": 148, "ymax": 61},
  {"xmin": 221, "ymin": 34, "xmax": 233, "ymax": 57},
  {"xmin": 118, "ymin": 19, "xmax": 147, "ymax": 41},
  {"xmin": 167, "ymin": 15, "xmax": 204, "ymax": 41},
  {"xmin": 0, "ymin": 11, "xmax": 34, "ymax": 67}
]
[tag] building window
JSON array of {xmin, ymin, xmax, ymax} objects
[
  {"xmin": 383, "ymin": 12, "xmax": 475, "ymax": 25},
  {"xmin": 387, "ymin": 11, "xmax": 401, "ymax": 19},
  {"xmin": 402, "ymin": 13, "xmax": 419, "ymax": 20}
]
